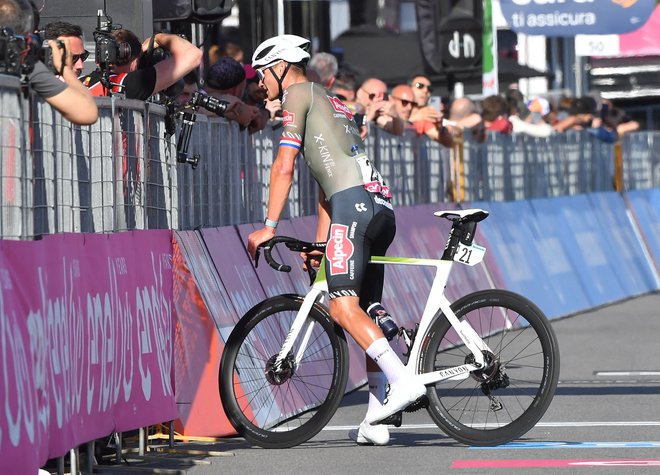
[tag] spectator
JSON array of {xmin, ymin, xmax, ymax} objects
[
  {"xmin": 44, "ymin": 21, "xmax": 88, "ymax": 77},
  {"xmin": 506, "ymin": 89, "xmax": 553, "ymax": 138},
  {"xmin": 331, "ymin": 69, "xmax": 357, "ymax": 102},
  {"xmin": 308, "ymin": 52, "xmax": 338, "ymax": 89},
  {"xmin": 481, "ymin": 95, "xmax": 513, "ymax": 134},
  {"xmin": 389, "ymin": 84, "xmax": 415, "ymax": 123},
  {"xmin": 83, "ymin": 29, "xmax": 202, "ymax": 101},
  {"xmin": 204, "ymin": 57, "xmax": 265, "ymax": 133},
  {"xmin": 175, "ymin": 70, "xmax": 199, "ymax": 107},
  {"xmin": 447, "ymin": 97, "xmax": 484, "ymax": 141},
  {"xmin": 409, "ymin": 74, "xmax": 432, "ymax": 111},
  {"xmin": 553, "ymin": 96, "xmax": 595, "ymax": 132},
  {"xmin": 219, "ymin": 40, "xmax": 245, "ymax": 63},
  {"xmin": 356, "ymin": 77, "xmax": 404, "ymax": 136},
  {"xmin": 0, "ymin": 0, "xmax": 97, "ymax": 125},
  {"xmin": 243, "ymin": 64, "xmax": 274, "ymax": 124}
]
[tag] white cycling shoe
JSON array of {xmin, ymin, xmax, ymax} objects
[
  {"xmin": 364, "ymin": 379, "xmax": 426, "ymax": 425},
  {"xmin": 349, "ymin": 420, "xmax": 390, "ymax": 446}
]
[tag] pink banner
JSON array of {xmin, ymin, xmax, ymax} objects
[{"xmin": 0, "ymin": 230, "xmax": 176, "ymax": 475}]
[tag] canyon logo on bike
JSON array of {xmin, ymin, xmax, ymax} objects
[{"xmin": 327, "ymin": 224, "xmax": 354, "ymax": 275}]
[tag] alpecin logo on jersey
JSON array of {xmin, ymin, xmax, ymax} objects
[
  {"xmin": 327, "ymin": 96, "xmax": 353, "ymax": 120},
  {"xmin": 282, "ymin": 110, "xmax": 295, "ymax": 127},
  {"xmin": 327, "ymin": 224, "xmax": 354, "ymax": 275}
]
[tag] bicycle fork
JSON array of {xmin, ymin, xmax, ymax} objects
[{"xmin": 273, "ymin": 288, "xmax": 325, "ymax": 371}]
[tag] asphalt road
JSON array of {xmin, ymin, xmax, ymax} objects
[{"xmin": 97, "ymin": 292, "xmax": 660, "ymax": 475}]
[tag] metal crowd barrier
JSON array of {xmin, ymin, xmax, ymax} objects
[
  {"xmin": 2, "ymin": 76, "xmax": 660, "ymax": 239},
  {"xmin": 0, "ymin": 78, "xmax": 178, "ymax": 240}
]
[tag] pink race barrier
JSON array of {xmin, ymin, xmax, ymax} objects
[{"xmin": 0, "ymin": 231, "xmax": 176, "ymax": 475}]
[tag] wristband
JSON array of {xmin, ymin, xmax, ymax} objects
[{"xmin": 264, "ymin": 218, "xmax": 278, "ymax": 229}]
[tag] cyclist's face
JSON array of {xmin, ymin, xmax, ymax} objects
[{"xmin": 257, "ymin": 61, "xmax": 283, "ymax": 100}]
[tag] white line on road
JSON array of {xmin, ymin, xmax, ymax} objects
[
  {"xmin": 323, "ymin": 421, "xmax": 660, "ymax": 431},
  {"xmin": 594, "ymin": 371, "xmax": 660, "ymax": 377}
]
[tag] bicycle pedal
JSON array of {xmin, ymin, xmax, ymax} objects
[{"xmin": 380, "ymin": 411, "xmax": 402, "ymax": 427}]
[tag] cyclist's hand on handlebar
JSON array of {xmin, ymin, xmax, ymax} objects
[
  {"xmin": 247, "ymin": 227, "xmax": 276, "ymax": 261},
  {"xmin": 299, "ymin": 250, "xmax": 323, "ymax": 271}
]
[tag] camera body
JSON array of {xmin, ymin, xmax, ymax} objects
[
  {"xmin": 93, "ymin": 10, "xmax": 131, "ymax": 71},
  {"xmin": 0, "ymin": 28, "xmax": 57, "ymax": 78}
]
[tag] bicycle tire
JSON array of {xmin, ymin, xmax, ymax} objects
[
  {"xmin": 420, "ymin": 289, "xmax": 559, "ymax": 446},
  {"xmin": 219, "ymin": 294, "xmax": 349, "ymax": 448}
]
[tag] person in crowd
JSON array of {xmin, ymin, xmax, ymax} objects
[
  {"xmin": 0, "ymin": 0, "xmax": 97, "ymax": 125},
  {"xmin": 356, "ymin": 77, "xmax": 404, "ymax": 137},
  {"xmin": 409, "ymin": 74, "xmax": 433, "ymax": 113},
  {"xmin": 247, "ymin": 34, "xmax": 426, "ymax": 446},
  {"xmin": 446, "ymin": 97, "xmax": 485, "ymax": 141},
  {"xmin": 219, "ymin": 40, "xmax": 245, "ymax": 64},
  {"xmin": 242, "ymin": 63, "xmax": 276, "ymax": 125},
  {"xmin": 331, "ymin": 69, "xmax": 357, "ymax": 102},
  {"xmin": 330, "ymin": 69, "xmax": 363, "ymax": 120},
  {"xmin": 506, "ymin": 89, "xmax": 553, "ymax": 138},
  {"xmin": 552, "ymin": 96, "xmax": 595, "ymax": 133},
  {"xmin": 389, "ymin": 84, "xmax": 415, "ymax": 124},
  {"xmin": 204, "ymin": 56, "xmax": 266, "ymax": 133},
  {"xmin": 82, "ymin": 28, "xmax": 202, "ymax": 101},
  {"xmin": 175, "ymin": 70, "xmax": 199, "ymax": 107},
  {"xmin": 406, "ymin": 73, "xmax": 452, "ymax": 146},
  {"xmin": 44, "ymin": 21, "xmax": 88, "ymax": 77},
  {"xmin": 308, "ymin": 52, "xmax": 338, "ymax": 89},
  {"xmin": 481, "ymin": 94, "xmax": 513, "ymax": 134}
]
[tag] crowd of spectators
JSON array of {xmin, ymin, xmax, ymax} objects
[{"xmin": 0, "ymin": 0, "xmax": 642, "ymax": 143}]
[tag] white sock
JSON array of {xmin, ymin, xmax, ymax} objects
[
  {"xmin": 366, "ymin": 371, "xmax": 388, "ymax": 417},
  {"xmin": 365, "ymin": 338, "xmax": 407, "ymax": 385}
]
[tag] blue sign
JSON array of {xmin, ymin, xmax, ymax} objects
[{"xmin": 500, "ymin": 0, "xmax": 656, "ymax": 36}]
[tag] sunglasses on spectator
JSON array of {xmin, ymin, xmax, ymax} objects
[
  {"xmin": 72, "ymin": 50, "xmax": 90, "ymax": 63},
  {"xmin": 392, "ymin": 96, "xmax": 414, "ymax": 107},
  {"xmin": 414, "ymin": 82, "xmax": 433, "ymax": 93}
]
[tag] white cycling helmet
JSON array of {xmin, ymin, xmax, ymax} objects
[{"xmin": 252, "ymin": 34, "xmax": 311, "ymax": 69}]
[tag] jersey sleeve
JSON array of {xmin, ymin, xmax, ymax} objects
[{"xmin": 279, "ymin": 84, "xmax": 312, "ymax": 151}]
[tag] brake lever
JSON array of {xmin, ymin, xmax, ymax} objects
[{"xmin": 305, "ymin": 255, "xmax": 318, "ymax": 286}]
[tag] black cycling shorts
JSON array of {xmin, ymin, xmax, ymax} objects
[{"xmin": 325, "ymin": 185, "xmax": 395, "ymax": 308}]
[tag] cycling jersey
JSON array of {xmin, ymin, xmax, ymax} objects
[
  {"xmin": 280, "ymin": 82, "xmax": 390, "ymax": 200},
  {"xmin": 280, "ymin": 81, "xmax": 395, "ymax": 301}
]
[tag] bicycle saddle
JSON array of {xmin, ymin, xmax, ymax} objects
[{"xmin": 434, "ymin": 209, "xmax": 489, "ymax": 223}]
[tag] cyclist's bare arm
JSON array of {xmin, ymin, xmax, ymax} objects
[{"xmin": 247, "ymin": 145, "xmax": 297, "ymax": 259}]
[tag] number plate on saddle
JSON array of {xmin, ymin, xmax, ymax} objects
[{"xmin": 454, "ymin": 242, "xmax": 486, "ymax": 266}]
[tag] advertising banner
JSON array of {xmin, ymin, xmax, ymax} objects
[
  {"xmin": 0, "ymin": 231, "xmax": 175, "ymax": 475},
  {"xmin": 500, "ymin": 0, "xmax": 655, "ymax": 36}
]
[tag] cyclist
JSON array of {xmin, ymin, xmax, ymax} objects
[{"xmin": 246, "ymin": 34, "xmax": 425, "ymax": 445}]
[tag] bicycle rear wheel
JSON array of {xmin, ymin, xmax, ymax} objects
[
  {"xmin": 420, "ymin": 289, "xmax": 559, "ymax": 446},
  {"xmin": 219, "ymin": 295, "xmax": 349, "ymax": 448}
]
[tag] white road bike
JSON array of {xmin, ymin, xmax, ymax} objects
[{"xmin": 219, "ymin": 209, "xmax": 560, "ymax": 448}]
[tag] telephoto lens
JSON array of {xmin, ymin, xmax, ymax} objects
[{"xmin": 190, "ymin": 91, "xmax": 228, "ymax": 116}]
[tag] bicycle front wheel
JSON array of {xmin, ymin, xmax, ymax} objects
[
  {"xmin": 219, "ymin": 295, "xmax": 349, "ymax": 448},
  {"xmin": 421, "ymin": 289, "xmax": 559, "ymax": 446}
]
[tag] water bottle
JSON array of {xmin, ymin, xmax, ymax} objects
[{"xmin": 367, "ymin": 302, "xmax": 399, "ymax": 341}]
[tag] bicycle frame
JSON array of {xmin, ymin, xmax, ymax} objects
[{"xmin": 273, "ymin": 236, "xmax": 493, "ymax": 388}]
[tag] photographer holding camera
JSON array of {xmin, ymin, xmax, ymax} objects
[
  {"xmin": 0, "ymin": 0, "xmax": 98, "ymax": 125},
  {"xmin": 83, "ymin": 27, "xmax": 202, "ymax": 101}
]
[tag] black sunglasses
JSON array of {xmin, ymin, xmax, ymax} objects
[
  {"xmin": 414, "ymin": 82, "xmax": 433, "ymax": 93},
  {"xmin": 72, "ymin": 50, "xmax": 90, "ymax": 63},
  {"xmin": 391, "ymin": 96, "xmax": 414, "ymax": 107}
]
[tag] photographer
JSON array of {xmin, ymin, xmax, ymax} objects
[
  {"xmin": 0, "ymin": 0, "xmax": 98, "ymax": 125},
  {"xmin": 83, "ymin": 28, "xmax": 202, "ymax": 101}
]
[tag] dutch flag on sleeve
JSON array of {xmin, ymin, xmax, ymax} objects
[{"xmin": 280, "ymin": 133, "xmax": 302, "ymax": 150}]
